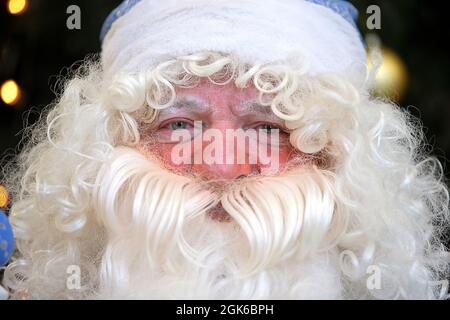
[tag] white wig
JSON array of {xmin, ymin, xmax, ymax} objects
[{"xmin": 1, "ymin": 51, "xmax": 449, "ymax": 299}]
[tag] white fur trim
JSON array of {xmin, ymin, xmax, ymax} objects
[{"xmin": 101, "ymin": 0, "xmax": 367, "ymax": 83}]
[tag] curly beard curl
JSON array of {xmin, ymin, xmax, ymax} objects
[{"xmin": 2, "ymin": 51, "xmax": 449, "ymax": 299}]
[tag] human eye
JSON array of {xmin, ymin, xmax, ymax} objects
[
  {"xmin": 254, "ymin": 123, "xmax": 282, "ymax": 133},
  {"xmin": 251, "ymin": 122, "xmax": 289, "ymax": 135},
  {"xmin": 148, "ymin": 118, "xmax": 196, "ymax": 143},
  {"xmin": 250, "ymin": 122, "xmax": 291, "ymax": 147},
  {"xmin": 162, "ymin": 119, "xmax": 194, "ymax": 131}
]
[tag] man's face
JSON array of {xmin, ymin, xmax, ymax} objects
[
  {"xmin": 138, "ymin": 81, "xmax": 297, "ymax": 181},
  {"xmin": 137, "ymin": 79, "xmax": 300, "ymax": 219}
]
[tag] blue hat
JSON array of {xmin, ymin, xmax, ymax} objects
[{"xmin": 100, "ymin": 0, "xmax": 360, "ymax": 43}]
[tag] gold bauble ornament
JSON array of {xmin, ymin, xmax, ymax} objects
[
  {"xmin": 0, "ymin": 185, "xmax": 9, "ymax": 208},
  {"xmin": 368, "ymin": 47, "xmax": 409, "ymax": 101}
]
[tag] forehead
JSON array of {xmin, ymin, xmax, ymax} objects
[
  {"xmin": 178, "ymin": 78, "xmax": 257, "ymax": 102},
  {"xmin": 165, "ymin": 80, "xmax": 273, "ymax": 117}
]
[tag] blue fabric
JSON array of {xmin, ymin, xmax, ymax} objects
[
  {"xmin": 99, "ymin": 0, "xmax": 360, "ymax": 43},
  {"xmin": 100, "ymin": 0, "xmax": 143, "ymax": 43},
  {"xmin": 306, "ymin": 0, "xmax": 359, "ymax": 29},
  {"xmin": 0, "ymin": 210, "xmax": 14, "ymax": 267}
]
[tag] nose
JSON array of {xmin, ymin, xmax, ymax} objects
[{"xmin": 193, "ymin": 163, "xmax": 256, "ymax": 181}]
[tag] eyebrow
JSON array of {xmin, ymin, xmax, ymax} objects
[
  {"xmin": 156, "ymin": 96, "xmax": 280, "ymax": 122},
  {"xmin": 158, "ymin": 96, "xmax": 210, "ymax": 116},
  {"xmin": 233, "ymin": 100, "xmax": 275, "ymax": 117}
]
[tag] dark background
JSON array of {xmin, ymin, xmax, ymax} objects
[{"xmin": 1, "ymin": 0, "xmax": 450, "ymax": 176}]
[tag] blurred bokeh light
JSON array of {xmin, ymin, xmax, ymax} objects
[
  {"xmin": 6, "ymin": 0, "xmax": 28, "ymax": 15},
  {"xmin": 0, "ymin": 185, "xmax": 9, "ymax": 208},
  {"xmin": 368, "ymin": 46, "xmax": 409, "ymax": 101},
  {"xmin": 0, "ymin": 80, "xmax": 21, "ymax": 106}
]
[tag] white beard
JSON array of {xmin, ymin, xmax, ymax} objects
[{"xmin": 92, "ymin": 146, "xmax": 344, "ymax": 299}]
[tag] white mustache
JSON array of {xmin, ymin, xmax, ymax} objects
[{"xmin": 93, "ymin": 146, "xmax": 338, "ymax": 286}]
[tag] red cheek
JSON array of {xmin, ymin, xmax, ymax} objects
[
  {"xmin": 153, "ymin": 143, "xmax": 193, "ymax": 172},
  {"xmin": 140, "ymin": 139, "xmax": 298, "ymax": 175}
]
